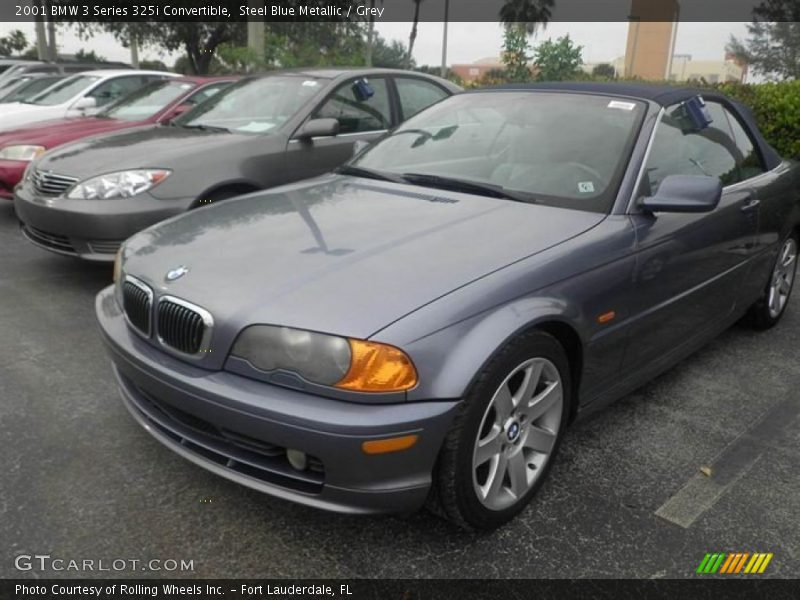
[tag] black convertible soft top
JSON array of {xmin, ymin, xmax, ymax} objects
[{"xmin": 483, "ymin": 82, "xmax": 783, "ymax": 170}]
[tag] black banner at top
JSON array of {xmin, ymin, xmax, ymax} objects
[{"xmin": 1, "ymin": 0, "xmax": 798, "ymax": 23}]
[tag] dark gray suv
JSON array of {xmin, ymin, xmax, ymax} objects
[{"xmin": 15, "ymin": 68, "xmax": 460, "ymax": 261}]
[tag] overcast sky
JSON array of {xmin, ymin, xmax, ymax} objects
[{"xmin": 0, "ymin": 21, "xmax": 748, "ymax": 69}]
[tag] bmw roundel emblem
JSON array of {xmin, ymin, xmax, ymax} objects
[
  {"xmin": 165, "ymin": 265, "xmax": 189, "ymax": 282},
  {"xmin": 507, "ymin": 421, "xmax": 520, "ymax": 441}
]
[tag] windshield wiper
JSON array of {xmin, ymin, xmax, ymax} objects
[
  {"xmin": 336, "ymin": 165, "xmax": 406, "ymax": 184},
  {"xmin": 401, "ymin": 173, "xmax": 532, "ymax": 203},
  {"xmin": 181, "ymin": 123, "xmax": 230, "ymax": 133}
]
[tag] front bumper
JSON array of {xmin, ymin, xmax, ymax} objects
[
  {"xmin": 14, "ymin": 183, "xmax": 191, "ymax": 261},
  {"xmin": 96, "ymin": 286, "xmax": 460, "ymax": 514},
  {"xmin": 0, "ymin": 160, "xmax": 25, "ymax": 199}
]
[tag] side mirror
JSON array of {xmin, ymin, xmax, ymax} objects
[
  {"xmin": 640, "ymin": 175, "xmax": 722, "ymax": 214},
  {"xmin": 352, "ymin": 139, "xmax": 370, "ymax": 157},
  {"xmin": 294, "ymin": 118, "xmax": 340, "ymax": 141},
  {"xmin": 72, "ymin": 96, "xmax": 97, "ymax": 112}
]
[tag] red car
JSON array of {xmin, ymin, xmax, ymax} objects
[{"xmin": 0, "ymin": 76, "xmax": 236, "ymax": 199}]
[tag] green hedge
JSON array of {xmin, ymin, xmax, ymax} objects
[{"xmin": 711, "ymin": 80, "xmax": 800, "ymax": 160}]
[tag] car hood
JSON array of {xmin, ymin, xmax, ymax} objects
[
  {"xmin": 124, "ymin": 175, "xmax": 605, "ymax": 340},
  {"xmin": 0, "ymin": 117, "xmax": 137, "ymax": 149},
  {"xmin": 35, "ymin": 125, "xmax": 253, "ymax": 178}
]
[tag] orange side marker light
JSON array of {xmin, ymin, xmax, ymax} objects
[{"xmin": 362, "ymin": 435, "xmax": 419, "ymax": 455}]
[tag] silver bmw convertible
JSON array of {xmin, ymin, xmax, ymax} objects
[{"xmin": 96, "ymin": 83, "xmax": 800, "ymax": 530}]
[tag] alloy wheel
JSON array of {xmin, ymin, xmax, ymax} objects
[
  {"xmin": 768, "ymin": 237, "xmax": 798, "ymax": 319},
  {"xmin": 472, "ymin": 357, "xmax": 563, "ymax": 511}
]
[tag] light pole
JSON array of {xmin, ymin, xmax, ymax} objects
[{"xmin": 440, "ymin": 0, "xmax": 450, "ymax": 77}]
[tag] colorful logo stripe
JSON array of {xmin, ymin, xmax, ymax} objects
[{"xmin": 696, "ymin": 552, "xmax": 773, "ymax": 574}]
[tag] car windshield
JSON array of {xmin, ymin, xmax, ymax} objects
[
  {"xmin": 27, "ymin": 74, "xmax": 100, "ymax": 106},
  {"xmin": 101, "ymin": 80, "xmax": 195, "ymax": 121},
  {"xmin": 177, "ymin": 75, "xmax": 324, "ymax": 134},
  {"xmin": 353, "ymin": 91, "xmax": 646, "ymax": 213},
  {"xmin": 2, "ymin": 76, "xmax": 62, "ymax": 102}
]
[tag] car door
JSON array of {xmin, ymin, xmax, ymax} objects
[
  {"xmin": 283, "ymin": 76, "xmax": 394, "ymax": 181},
  {"xmin": 623, "ymin": 99, "xmax": 759, "ymax": 372}
]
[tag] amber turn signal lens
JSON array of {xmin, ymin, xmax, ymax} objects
[
  {"xmin": 362, "ymin": 434, "xmax": 419, "ymax": 455},
  {"xmin": 335, "ymin": 339, "xmax": 418, "ymax": 392}
]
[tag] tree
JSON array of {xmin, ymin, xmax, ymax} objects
[
  {"xmin": 374, "ymin": 37, "xmax": 411, "ymax": 69},
  {"xmin": 592, "ymin": 63, "xmax": 616, "ymax": 79},
  {"xmin": 74, "ymin": 48, "xmax": 106, "ymax": 63},
  {"xmin": 0, "ymin": 30, "xmax": 28, "ymax": 57},
  {"xmin": 139, "ymin": 59, "xmax": 168, "ymax": 71},
  {"xmin": 415, "ymin": 64, "xmax": 462, "ymax": 85},
  {"xmin": 533, "ymin": 35, "xmax": 583, "ymax": 81},
  {"xmin": 728, "ymin": 1, "xmax": 800, "ymax": 81},
  {"xmin": 499, "ymin": 0, "xmax": 554, "ymax": 35},
  {"xmin": 69, "ymin": 22, "xmax": 245, "ymax": 74},
  {"xmin": 501, "ymin": 26, "xmax": 532, "ymax": 82}
]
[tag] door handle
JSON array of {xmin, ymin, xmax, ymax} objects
[{"xmin": 740, "ymin": 198, "xmax": 760, "ymax": 213}]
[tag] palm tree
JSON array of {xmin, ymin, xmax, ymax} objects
[
  {"xmin": 407, "ymin": 0, "xmax": 424, "ymax": 68},
  {"xmin": 499, "ymin": 0, "xmax": 555, "ymax": 35}
]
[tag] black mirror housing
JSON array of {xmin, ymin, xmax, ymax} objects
[
  {"xmin": 295, "ymin": 118, "xmax": 340, "ymax": 141},
  {"xmin": 640, "ymin": 175, "xmax": 722, "ymax": 214}
]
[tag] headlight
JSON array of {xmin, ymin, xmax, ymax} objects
[
  {"xmin": 0, "ymin": 145, "xmax": 46, "ymax": 161},
  {"xmin": 231, "ymin": 325, "xmax": 418, "ymax": 393},
  {"xmin": 67, "ymin": 169, "xmax": 171, "ymax": 200}
]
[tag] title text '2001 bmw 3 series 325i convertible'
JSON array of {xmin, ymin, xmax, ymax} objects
[{"xmin": 96, "ymin": 83, "xmax": 799, "ymax": 530}]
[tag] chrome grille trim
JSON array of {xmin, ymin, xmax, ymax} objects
[
  {"xmin": 31, "ymin": 169, "xmax": 79, "ymax": 197},
  {"xmin": 122, "ymin": 275, "xmax": 153, "ymax": 337},
  {"xmin": 156, "ymin": 296, "xmax": 213, "ymax": 359}
]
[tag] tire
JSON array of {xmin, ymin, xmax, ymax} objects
[
  {"xmin": 747, "ymin": 233, "xmax": 798, "ymax": 330},
  {"xmin": 427, "ymin": 330, "xmax": 572, "ymax": 530}
]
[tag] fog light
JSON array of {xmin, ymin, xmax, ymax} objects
[{"xmin": 286, "ymin": 449, "xmax": 307, "ymax": 471}]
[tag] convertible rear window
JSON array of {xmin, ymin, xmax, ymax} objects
[{"xmin": 353, "ymin": 91, "xmax": 646, "ymax": 213}]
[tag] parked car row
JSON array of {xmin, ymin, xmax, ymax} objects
[
  {"xmin": 11, "ymin": 68, "xmax": 460, "ymax": 259},
  {"xmin": 4, "ymin": 72, "xmax": 798, "ymax": 530}
]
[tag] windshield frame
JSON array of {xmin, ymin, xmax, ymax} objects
[{"xmin": 351, "ymin": 89, "xmax": 649, "ymax": 214}]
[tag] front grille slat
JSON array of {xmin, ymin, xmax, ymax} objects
[
  {"xmin": 157, "ymin": 298, "xmax": 208, "ymax": 356},
  {"xmin": 31, "ymin": 169, "xmax": 79, "ymax": 197},
  {"xmin": 21, "ymin": 224, "xmax": 75, "ymax": 253},
  {"xmin": 122, "ymin": 278, "xmax": 152, "ymax": 336}
]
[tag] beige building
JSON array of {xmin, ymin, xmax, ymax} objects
[
  {"xmin": 584, "ymin": 54, "xmax": 746, "ymax": 83},
  {"xmin": 668, "ymin": 54, "xmax": 746, "ymax": 83},
  {"xmin": 450, "ymin": 57, "xmax": 505, "ymax": 84}
]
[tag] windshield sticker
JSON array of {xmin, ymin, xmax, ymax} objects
[
  {"xmin": 578, "ymin": 181, "xmax": 595, "ymax": 193},
  {"xmin": 302, "ymin": 80, "xmax": 319, "ymax": 87},
  {"xmin": 607, "ymin": 100, "xmax": 636, "ymax": 111}
]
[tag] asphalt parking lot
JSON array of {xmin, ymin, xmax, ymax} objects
[{"xmin": 1, "ymin": 199, "xmax": 798, "ymax": 579}]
